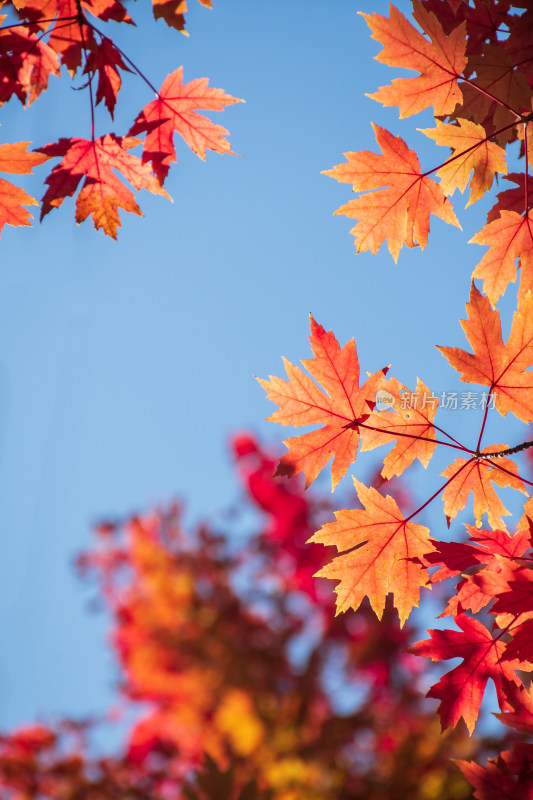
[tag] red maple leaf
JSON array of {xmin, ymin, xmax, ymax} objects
[
  {"xmin": 458, "ymin": 744, "xmax": 533, "ymax": 800},
  {"xmin": 84, "ymin": 37, "xmax": 131, "ymax": 118},
  {"xmin": 484, "ymin": 565, "xmax": 533, "ymax": 618},
  {"xmin": 494, "ymin": 677, "xmax": 533, "ymax": 735},
  {"xmin": 129, "ymin": 66, "xmax": 243, "ymax": 184},
  {"xmin": 501, "ymin": 618, "xmax": 533, "ymax": 663},
  {"xmin": 0, "ymin": 24, "xmax": 60, "ymax": 105},
  {"xmin": 427, "ymin": 526, "xmax": 531, "ymax": 583},
  {"xmin": 451, "ymin": 48, "xmax": 530, "ymax": 146},
  {"xmin": 14, "ymin": 0, "xmax": 95, "ymax": 74},
  {"xmin": 38, "ymin": 134, "xmax": 170, "ymax": 238},
  {"xmin": 427, "ymin": 525, "xmax": 531, "ymax": 618},
  {"xmin": 410, "ymin": 614, "xmax": 528, "ymax": 734}
]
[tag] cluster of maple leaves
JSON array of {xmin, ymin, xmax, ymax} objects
[
  {"xmin": 5, "ymin": 0, "xmax": 533, "ymax": 796},
  {"xmin": 0, "ymin": 435, "xmax": 500, "ymax": 799},
  {"xmin": 260, "ymin": 1, "xmax": 533, "ymax": 795},
  {"xmin": 0, "ymin": 0, "xmax": 241, "ymax": 237}
]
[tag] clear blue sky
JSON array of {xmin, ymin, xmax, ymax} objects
[{"xmin": 0, "ymin": 0, "xmax": 526, "ymax": 730}]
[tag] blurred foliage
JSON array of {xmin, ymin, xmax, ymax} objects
[{"xmin": 0, "ymin": 434, "xmax": 506, "ymax": 799}]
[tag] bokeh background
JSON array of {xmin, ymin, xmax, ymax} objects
[{"xmin": 0, "ymin": 0, "xmax": 525, "ymax": 730}]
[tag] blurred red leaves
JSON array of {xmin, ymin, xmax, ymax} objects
[{"xmin": 0, "ymin": 435, "xmax": 481, "ymax": 800}]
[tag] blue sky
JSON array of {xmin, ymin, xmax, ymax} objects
[{"xmin": 0, "ymin": 0, "xmax": 527, "ymax": 730}]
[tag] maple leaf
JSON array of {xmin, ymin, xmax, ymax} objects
[
  {"xmin": 427, "ymin": 526, "xmax": 531, "ymax": 582},
  {"xmin": 85, "ymin": 37, "xmax": 131, "ymax": 118},
  {"xmin": 470, "ymin": 210, "xmax": 533, "ymax": 306},
  {"xmin": 361, "ymin": 1, "xmax": 467, "ymax": 118},
  {"xmin": 324, "ymin": 124, "xmax": 460, "ymax": 261},
  {"xmin": 359, "ymin": 376, "xmax": 438, "ymax": 479},
  {"xmin": 421, "ymin": 0, "xmax": 511, "ymax": 56},
  {"xmin": 493, "ymin": 677, "xmax": 533, "ymax": 734},
  {"xmin": 505, "ymin": 6, "xmax": 533, "ymax": 81},
  {"xmin": 310, "ymin": 478, "xmax": 434, "ymax": 626},
  {"xmin": 458, "ymin": 744, "xmax": 533, "ymax": 800},
  {"xmin": 517, "ymin": 496, "xmax": 533, "ymax": 530},
  {"xmin": 487, "ymin": 173, "xmax": 533, "ymax": 223},
  {"xmin": 501, "ymin": 618, "xmax": 533, "ymax": 663},
  {"xmin": 441, "ymin": 574, "xmax": 494, "ymax": 618},
  {"xmin": 13, "ymin": 0, "xmax": 96, "ymax": 74},
  {"xmin": 451, "ymin": 47, "xmax": 531, "ymax": 145},
  {"xmin": 37, "ymin": 134, "xmax": 170, "ymax": 238},
  {"xmin": 0, "ymin": 141, "xmax": 48, "ymax": 235},
  {"xmin": 420, "ymin": 118, "xmax": 507, "ymax": 206},
  {"xmin": 449, "ymin": 557, "xmax": 531, "ymax": 624},
  {"xmin": 487, "ymin": 565, "xmax": 533, "ymax": 617},
  {"xmin": 0, "ymin": 25, "xmax": 60, "ymax": 106},
  {"xmin": 438, "ymin": 283, "xmax": 533, "ymax": 423},
  {"xmin": 12, "ymin": 0, "xmax": 132, "ymax": 77},
  {"xmin": 129, "ymin": 66, "xmax": 243, "ymax": 184},
  {"xmin": 425, "ymin": 540, "xmax": 491, "ymax": 583},
  {"xmin": 444, "ymin": 0, "xmax": 462, "ymax": 14},
  {"xmin": 441, "ymin": 447, "xmax": 526, "ymax": 530},
  {"xmin": 258, "ymin": 316, "xmax": 386, "ymax": 490},
  {"xmin": 427, "ymin": 526, "xmax": 531, "ymax": 617},
  {"xmin": 152, "ymin": 0, "xmax": 213, "ymax": 36},
  {"xmin": 410, "ymin": 614, "xmax": 526, "ymax": 734},
  {"xmin": 15, "ymin": 0, "xmax": 132, "ymax": 26},
  {"xmin": 152, "ymin": 0, "xmax": 212, "ymax": 32},
  {"xmin": 152, "ymin": 0, "xmax": 188, "ymax": 30}
]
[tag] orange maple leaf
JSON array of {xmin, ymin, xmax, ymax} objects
[
  {"xmin": 0, "ymin": 141, "xmax": 48, "ymax": 235},
  {"xmin": 441, "ymin": 446, "xmax": 526, "ymax": 530},
  {"xmin": 360, "ymin": 377, "xmax": 438, "ymax": 479},
  {"xmin": 438, "ymin": 283, "xmax": 533, "ymax": 423},
  {"xmin": 129, "ymin": 66, "xmax": 243, "ymax": 183},
  {"xmin": 420, "ymin": 118, "xmax": 507, "ymax": 206},
  {"xmin": 38, "ymin": 134, "xmax": 170, "ymax": 238},
  {"xmin": 258, "ymin": 317, "xmax": 386, "ymax": 490},
  {"xmin": 470, "ymin": 210, "xmax": 533, "ymax": 306},
  {"xmin": 152, "ymin": 0, "xmax": 212, "ymax": 32},
  {"xmin": 361, "ymin": 1, "xmax": 467, "ymax": 118},
  {"xmin": 324, "ymin": 124, "xmax": 460, "ymax": 261},
  {"xmin": 310, "ymin": 478, "xmax": 433, "ymax": 626}
]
